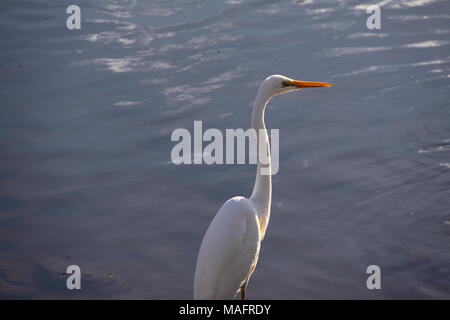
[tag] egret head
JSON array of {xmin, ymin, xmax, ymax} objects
[{"xmin": 260, "ymin": 74, "xmax": 332, "ymax": 98}]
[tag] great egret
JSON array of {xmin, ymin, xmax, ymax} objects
[{"xmin": 194, "ymin": 75, "xmax": 332, "ymax": 299}]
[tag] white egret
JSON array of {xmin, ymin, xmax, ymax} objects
[{"xmin": 194, "ymin": 75, "xmax": 332, "ymax": 299}]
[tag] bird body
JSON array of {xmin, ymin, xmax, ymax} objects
[
  {"xmin": 194, "ymin": 75, "xmax": 331, "ymax": 300},
  {"xmin": 194, "ymin": 196, "xmax": 260, "ymax": 299}
]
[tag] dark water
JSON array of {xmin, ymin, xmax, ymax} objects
[{"xmin": 1, "ymin": 0, "xmax": 449, "ymax": 299}]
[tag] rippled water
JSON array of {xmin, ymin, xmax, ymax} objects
[{"xmin": 1, "ymin": 0, "xmax": 449, "ymax": 299}]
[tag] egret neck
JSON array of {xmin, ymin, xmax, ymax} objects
[{"xmin": 249, "ymin": 87, "xmax": 272, "ymax": 240}]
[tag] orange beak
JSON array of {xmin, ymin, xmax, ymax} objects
[{"xmin": 292, "ymin": 80, "xmax": 332, "ymax": 88}]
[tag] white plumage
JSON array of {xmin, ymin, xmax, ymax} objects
[{"xmin": 194, "ymin": 75, "xmax": 332, "ymax": 299}]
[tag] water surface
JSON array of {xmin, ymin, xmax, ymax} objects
[{"xmin": 0, "ymin": 0, "xmax": 449, "ymax": 299}]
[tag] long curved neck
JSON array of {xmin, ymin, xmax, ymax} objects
[{"xmin": 249, "ymin": 88, "xmax": 272, "ymax": 239}]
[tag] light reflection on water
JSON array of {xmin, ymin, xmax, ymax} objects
[{"xmin": 0, "ymin": 0, "xmax": 449, "ymax": 299}]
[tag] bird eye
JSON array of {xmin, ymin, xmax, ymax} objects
[{"xmin": 281, "ymin": 80, "xmax": 292, "ymax": 88}]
